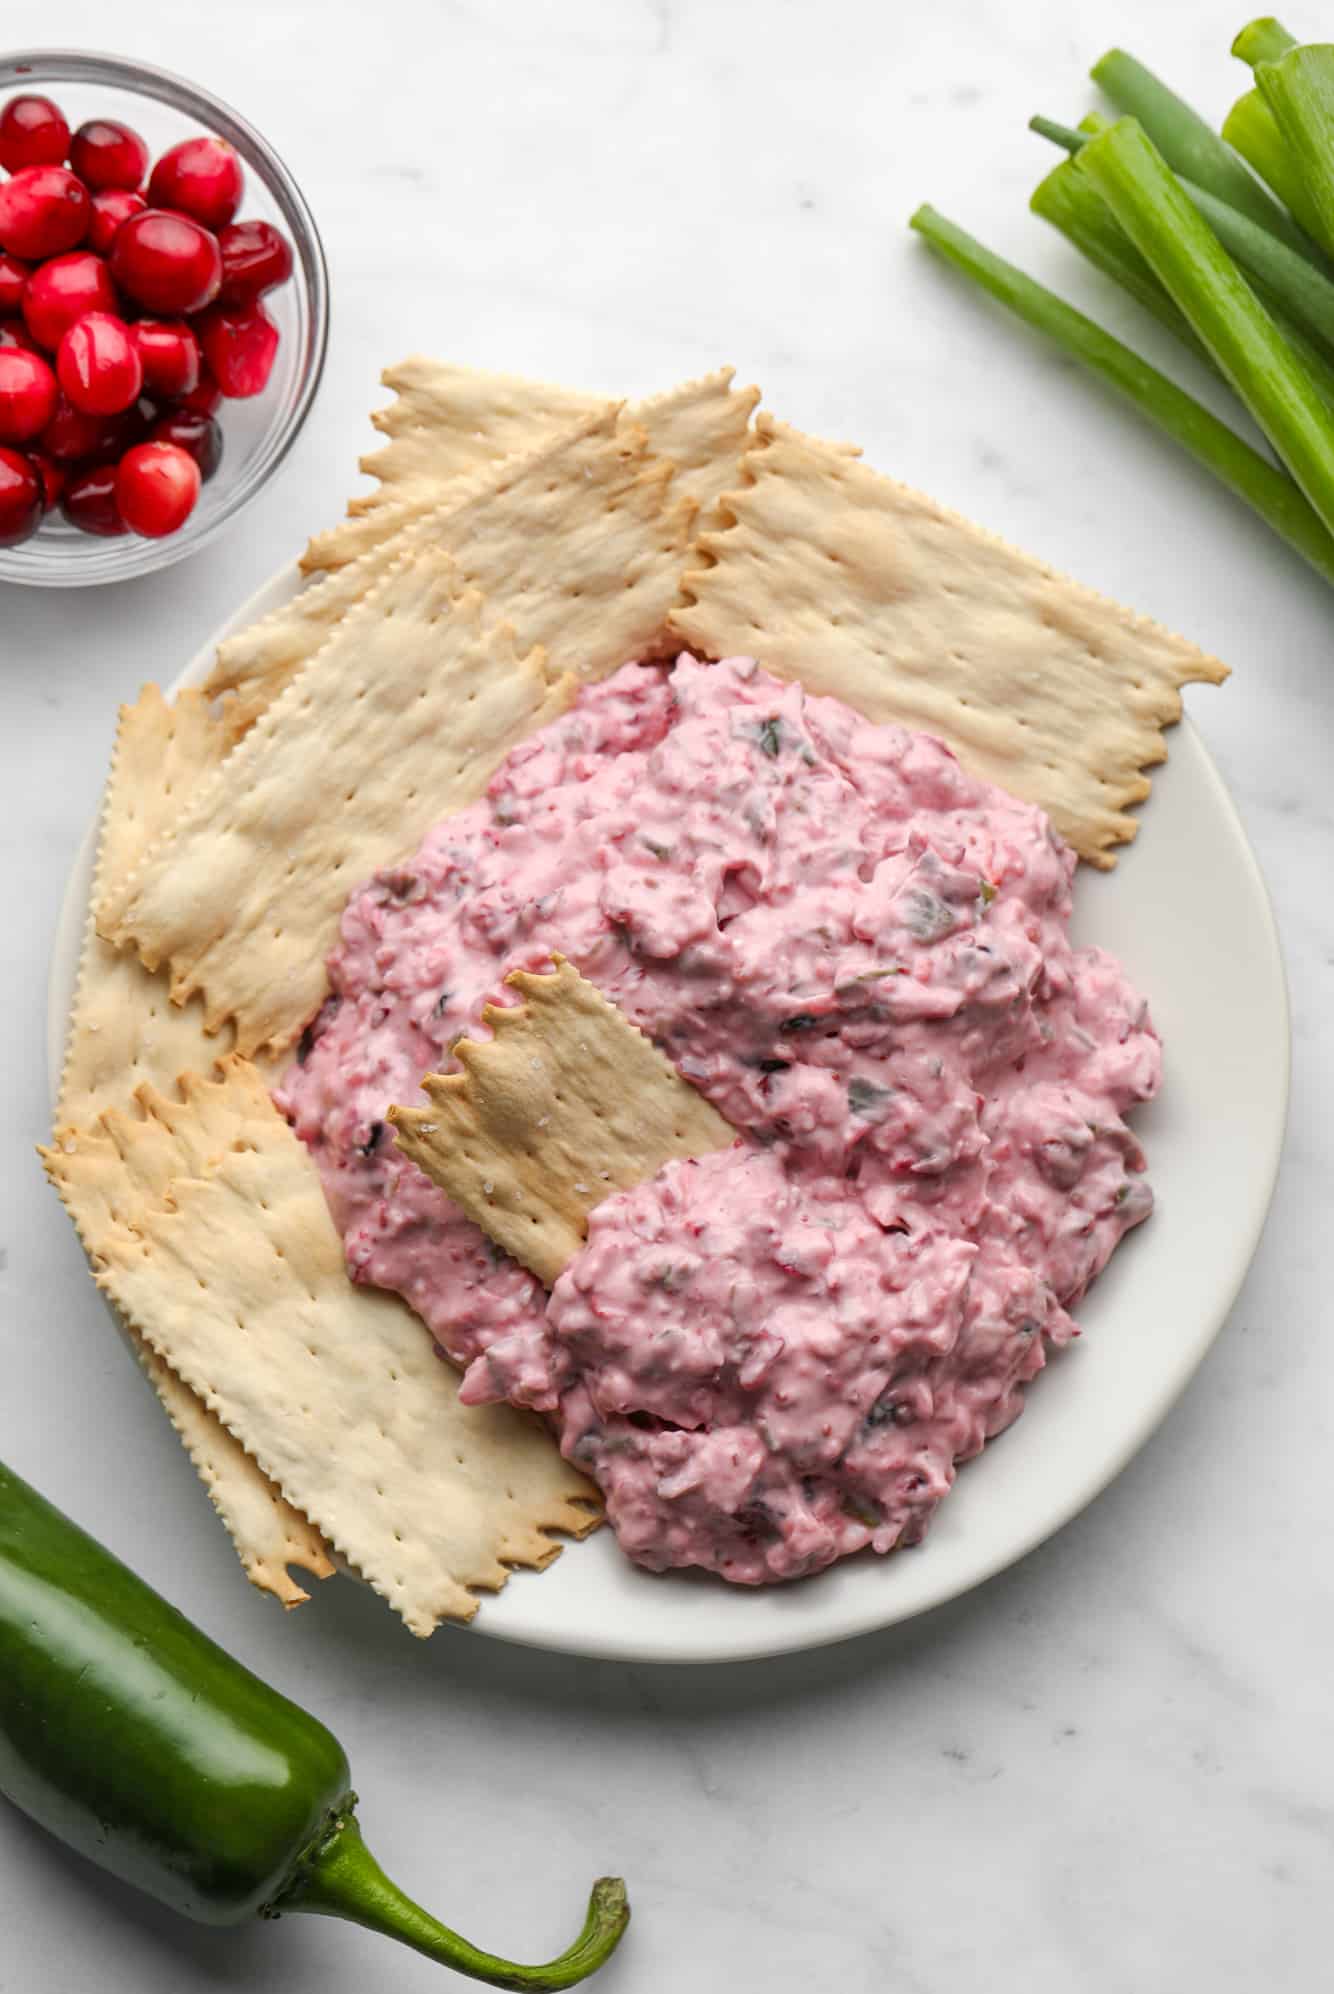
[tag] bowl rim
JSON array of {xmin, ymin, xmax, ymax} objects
[{"xmin": 0, "ymin": 46, "xmax": 330, "ymax": 586}]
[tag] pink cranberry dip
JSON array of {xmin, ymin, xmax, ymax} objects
[{"xmin": 278, "ymin": 653, "xmax": 1158, "ymax": 1586}]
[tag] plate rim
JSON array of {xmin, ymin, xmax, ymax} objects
[{"xmin": 47, "ymin": 560, "xmax": 1292, "ymax": 1664}]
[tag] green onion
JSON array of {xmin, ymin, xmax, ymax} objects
[
  {"xmin": 1257, "ymin": 47, "xmax": 1334, "ymax": 260},
  {"xmin": 907, "ymin": 203, "xmax": 1334, "ymax": 584},
  {"xmin": 1185, "ymin": 176, "xmax": 1334, "ymax": 358},
  {"xmin": 1030, "ymin": 156, "xmax": 1210, "ymax": 360},
  {"xmin": 1090, "ymin": 46, "xmax": 1311, "ymax": 253},
  {"xmin": 1031, "ymin": 148, "xmax": 1334, "ymax": 411},
  {"xmin": 1037, "ymin": 115, "xmax": 1334, "ymax": 362},
  {"xmin": 1222, "ymin": 87, "xmax": 1329, "ymax": 242},
  {"xmin": 1039, "ymin": 120, "xmax": 1334, "ymax": 356},
  {"xmin": 1077, "ymin": 117, "xmax": 1334, "ymax": 536},
  {"xmin": 1232, "ymin": 17, "xmax": 1299, "ymax": 68},
  {"xmin": 1029, "ymin": 115, "xmax": 1091, "ymax": 155}
]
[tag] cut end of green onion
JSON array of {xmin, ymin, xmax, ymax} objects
[{"xmin": 1232, "ymin": 18, "xmax": 1299, "ymax": 68}]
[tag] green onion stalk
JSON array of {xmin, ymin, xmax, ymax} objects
[
  {"xmin": 907, "ymin": 204, "xmax": 1334, "ymax": 586},
  {"xmin": 1090, "ymin": 45, "xmax": 1313, "ymax": 254},
  {"xmin": 1257, "ymin": 44, "xmax": 1334, "ymax": 261},
  {"xmin": 1076, "ymin": 116, "xmax": 1334, "ymax": 539},
  {"xmin": 1222, "ymin": 87, "xmax": 1329, "ymax": 245}
]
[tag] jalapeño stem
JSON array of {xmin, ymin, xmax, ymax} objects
[{"xmin": 284, "ymin": 1811, "xmax": 630, "ymax": 1990}]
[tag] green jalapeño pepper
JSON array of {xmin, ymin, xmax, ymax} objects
[{"xmin": 0, "ymin": 1462, "xmax": 628, "ymax": 1987}]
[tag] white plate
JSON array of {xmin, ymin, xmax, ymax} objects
[{"xmin": 49, "ymin": 565, "xmax": 1290, "ymax": 1664}]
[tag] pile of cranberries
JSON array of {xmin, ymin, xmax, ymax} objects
[{"xmin": 0, "ymin": 91, "xmax": 293, "ymax": 550}]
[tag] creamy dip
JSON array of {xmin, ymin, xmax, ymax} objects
[{"xmin": 279, "ymin": 654, "xmax": 1157, "ymax": 1585}]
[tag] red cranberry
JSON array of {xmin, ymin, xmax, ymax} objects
[
  {"xmin": 0, "ymin": 253, "xmax": 30, "ymax": 317},
  {"xmin": 57, "ymin": 312, "xmax": 143, "ymax": 416},
  {"xmin": 116, "ymin": 439, "xmax": 200, "ymax": 537},
  {"xmin": 88, "ymin": 187, "xmax": 146, "ymax": 256},
  {"xmin": 22, "ymin": 252, "xmax": 119, "ymax": 351},
  {"xmin": 0, "ymin": 444, "xmax": 43, "ymax": 545},
  {"xmin": 0, "ymin": 318, "xmax": 42, "ymax": 354},
  {"xmin": 151, "ymin": 407, "xmax": 222, "ymax": 482},
  {"xmin": 218, "ymin": 220, "xmax": 293, "ymax": 304},
  {"xmin": 197, "ymin": 301, "xmax": 278, "ymax": 399},
  {"xmin": 148, "ymin": 136, "xmax": 244, "ymax": 231},
  {"xmin": 0, "ymin": 166, "xmax": 90, "ymax": 260},
  {"xmin": 70, "ymin": 118, "xmax": 149, "ymax": 193},
  {"xmin": 110, "ymin": 209, "xmax": 221, "ymax": 315},
  {"xmin": 175, "ymin": 363, "xmax": 222, "ymax": 415},
  {"xmin": 29, "ymin": 450, "xmax": 65, "ymax": 510},
  {"xmin": 62, "ymin": 460, "xmax": 127, "ymax": 535},
  {"xmin": 0, "ymin": 96, "xmax": 69, "ymax": 173},
  {"xmin": 39, "ymin": 391, "xmax": 126, "ymax": 462},
  {"xmin": 40, "ymin": 392, "xmax": 115, "ymax": 462},
  {"xmin": 130, "ymin": 318, "xmax": 200, "ymax": 398},
  {"xmin": 0, "ymin": 345, "xmax": 58, "ymax": 443}
]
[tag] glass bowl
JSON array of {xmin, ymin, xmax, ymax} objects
[{"xmin": 0, "ymin": 48, "xmax": 328, "ymax": 586}]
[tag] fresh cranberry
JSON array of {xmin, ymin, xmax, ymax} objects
[
  {"xmin": 116, "ymin": 439, "xmax": 200, "ymax": 537},
  {"xmin": 0, "ymin": 166, "xmax": 90, "ymax": 261},
  {"xmin": 0, "ymin": 318, "xmax": 42, "ymax": 354},
  {"xmin": 175, "ymin": 362, "xmax": 222, "ymax": 415},
  {"xmin": 70, "ymin": 118, "xmax": 149, "ymax": 192},
  {"xmin": 0, "ymin": 96, "xmax": 69, "ymax": 173},
  {"xmin": 22, "ymin": 252, "xmax": 119, "ymax": 351},
  {"xmin": 110, "ymin": 209, "xmax": 221, "ymax": 316},
  {"xmin": 148, "ymin": 136, "xmax": 244, "ymax": 231},
  {"xmin": 151, "ymin": 406, "xmax": 222, "ymax": 482},
  {"xmin": 217, "ymin": 220, "xmax": 293, "ymax": 304},
  {"xmin": 0, "ymin": 444, "xmax": 43, "ymax": 545},
  {"xmin": 57, "ymin": 312, "xmax": 143, "ymax": 416},
  {"xmin": 0, "ymin": 346, "xmax": 58, "ymax": 443},
  {"xmin": 129, "ymin": 318, "xmax": 200, "ymax": 399},
  {"xmin": 39, "ymin": 391, "xmax": 126, "ymax": 462},
  {"xmin": 0, "ymin": 253, "xmax": 30, "ymax": 317},
  {"xmin": 197, "ymin": 301, "xmax": 278, "ymax": 399},
  {"xmin": 62, "ymin": 460, "xmax": 126, "ymax": 535},
  {"xmin": 28, "ymin": 450, "xmax": 65, "ymax": 510},
  {"xmin": 88, "ymin": 187, "xmax": 146, "ymax": 256}
]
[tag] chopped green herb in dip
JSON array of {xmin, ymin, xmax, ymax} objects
[{"xmin": 279, "ymin": 655, "xmax": 1157, "ymax": 1586}]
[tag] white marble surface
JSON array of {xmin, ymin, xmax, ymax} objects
[{"xmin": 2, "ymin": 1, "xmax": 1330, "ymax": 1988}]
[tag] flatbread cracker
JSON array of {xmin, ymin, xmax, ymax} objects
[
  {"xmin": 350, "ymin": 358, "xmax": 592, "ymax": 518},
  {"xmin": 42, "ymin": 1061, "xmax": 599, "ymax": 1636},
  {"xmin": 55, "ymin": 685, "xmax": 331, "ymax": 1607},
  {"xmin": 60, "ymin": 686, "xmax": 235, "ymax": 1129},
  {"xmin": 669, "ymin": 414, "xmax": 1229, "ymax": 865},
  {"xmin": 100, "ymin": 565, "xmax": 575, "ymax": 1057},
  {"xmin": 389, "ymin": 958, "xmax": 736, "ymax": 1284},
  {"xmin": 304, "ymin": 363, "xmax": 760, "ymax": 571},
  {"xmin": 135, "ymin": 1338, "xmax": 335, "ymax": 1608},
  {"xmin": 204, "ymin": 403, "xmax": 690, "ymax": 740}
]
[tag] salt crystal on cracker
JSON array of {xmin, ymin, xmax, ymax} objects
[
  {"xmin": 389, "ymin": 958, "xmax": 736, "ymax": 1285},
  {"xmin": 100, "ymin": 563, "xmax": 575, "ymax": 1057},
  {"xmin": 42, "ymin": 1059, "xmax": 599, "ymax": 1636},
  {"xmin": 669, "ymin": 413, "xmax": 1228, "ymax": 866}
]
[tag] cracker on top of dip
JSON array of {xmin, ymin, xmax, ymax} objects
[{"xmin": 279, "ymin": 654, "xmax": 1157, "ymax": 1586}]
